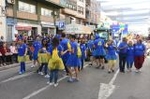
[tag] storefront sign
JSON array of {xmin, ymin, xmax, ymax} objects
[
  {"xmin": 7, "ymin": 18, "xmax": 17, "ymax": 25},
  {"xmin": 16, "ymin": 26, "xmax": 32, "ymax": 31}
]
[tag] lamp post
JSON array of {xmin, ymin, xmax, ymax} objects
[{"xmin": 52, "ymin": 10, "xmax": 59, "ymax": 34}]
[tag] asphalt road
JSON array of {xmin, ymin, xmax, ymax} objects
[{"xmin": 0, "ymin": 58, "xmax": 150, "ymax": 99}]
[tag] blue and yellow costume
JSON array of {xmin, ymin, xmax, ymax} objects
[{"xmin": 18, "ymin": 43, "xmax": 27, "ymax": 74}]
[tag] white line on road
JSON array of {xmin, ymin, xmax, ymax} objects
[
  {"xmin": 22, "ymin": 64, "xmax": 89, "ymax": 99},
  {"xmin": 109, "ymin": 69, "xmax": 119, "ymax": 85},
  {"xmin": 98, "ymin": 69, "xmax": 119, "ymax": 99},
  {"xmin": 0, "ymin": 72, "xmax": 34, "ymax": 84},
  {"xmin": 22, "ymin": 75, "xmax": 67, "ymax": 99}
]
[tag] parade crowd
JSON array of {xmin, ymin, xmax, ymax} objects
[{"xmin": 0, "ymin": 33, "xmax": 147, "ymax": 87}]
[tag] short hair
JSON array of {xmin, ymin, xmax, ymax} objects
[
  {"xmin": 70, "ymin": 35, "xmax": 76, "ymax": 39},
  {"xmin": 61, "ymin": 33, "xmax": 66, "ymax": 38},
  {"xmin": 52, "ymin": 37, "xmax": 59, "ymax": 48}
]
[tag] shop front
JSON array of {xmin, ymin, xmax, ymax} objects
[
  {"xmin": 15, "ymin": 22, "xmax": 39, "ymax": 40},
  {"xmin": 64, "ymin": 23, "xmax": 92, "ymax": 34},
  {"xmin": 41, "ymin": 22, "xmax": 55, "ymax": 35}
]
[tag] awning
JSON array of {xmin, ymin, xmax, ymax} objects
[
  {"xmin": 16, "ymin": 26, "xmax": 32, "ymax": 31},
  {"xmin": 63, "ymin": 23, "xmax": 92, "ymax": 34}
]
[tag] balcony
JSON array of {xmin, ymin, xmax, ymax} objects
[
  {"xmin": 40, "ymin": 16, "xmax": 54, "ymax": 22},
  {"xmin": 62, "ymin": 8, "xmax": 77, "ymax": 16},
  {"xmin": 17, "ymin": 11, "xmax": 38, "ymax": 21},
  {"xmin": 75, "ymin": 13, "xmax": 85, "ymax": 19}
]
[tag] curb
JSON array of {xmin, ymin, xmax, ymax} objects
[{"xmin": 0, "ymin": 61, "xmax": 32, "ymax": 71}]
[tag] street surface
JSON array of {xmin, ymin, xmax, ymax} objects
[{"xmin": 0, "ymin": 58, "xmax": 150, "ymax": 99}]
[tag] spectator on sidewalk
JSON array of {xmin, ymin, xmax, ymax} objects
[
  {"xmin": 0, "ymin": 42, "xmax": 6, "ymax": 66},
  {"xmin": 10, "ymin": 42, "xmax": 18, "ymax": 63}
]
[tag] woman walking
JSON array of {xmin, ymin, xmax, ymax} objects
[
  {"xmin": 134, "ymin": 39, "xmax": 146, "ymax": 73},
  {"xmin": 47, "ymin": 37, "xmax": 68, "ymax": 87},
  {"xmin": 66, "ymin": 35, "xmax": 81, "ymax": 82},
  {"xmin": 126, "ymin": 41, "xmax": 134, "ymax": 72},
  {"xmin": 106, "ymin": 40, "xmax": 117, "ymax": 73}
]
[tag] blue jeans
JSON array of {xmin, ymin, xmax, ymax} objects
[
  {"xmin": 49, "ymin": 70, "xmax": 59, "ymax": 84},
  {"xmin": 127, "ymin": 61, "xmax": 133, "ymax": 69},
  {"xmin": 20, "ymin": 62, "xmax": 26, "ymax": 73}
]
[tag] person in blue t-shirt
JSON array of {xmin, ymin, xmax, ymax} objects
[
  {"xmin": 32, "ymin": 37, "xmax": 42, "ymax": 67},
  {"xmin": 17, "ymin": 38, "xmax": 27, "ymax": 75},
  {"xmin": 118, "ymin": 37, "xmax": 128, "ymax": 73},
  {"xmin": 126, "ymin": 41, "xmax": 134, "ymax": 72},
  {"xmin": 80, "ymin": 39, "xmax": 87, "ymax": 70},
  {"xmin": 87, "ymin": 39, "xmax": 95, "ymax": 66},
  {"xmin": 66, "ymin": 35, "xmax": 80, "ymax": 82},
  {"xmin": 134, "ymin": 39, "xmax": 146, "ymax": 73},
  {"xmin": 60, "ymin": 33, "xmax": 70, "ymax": 75},
  {"xmin": 94, "ymin": 34, "xmax": 106, "ymax": 69}
]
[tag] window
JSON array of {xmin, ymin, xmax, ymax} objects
[
  {"xmin": 78, "ymin": 6, "xmax": 84, "ymax": 15},
  {"xmin": 41, "ymin": 8, "xmax": 52, "ymax": 16},
  {"xmin": 18, "ymin": 1, "xmax": 36, "ymax": 13},
  {"xmin": 79, "ymin": 0, "xmax": 84, "ymax": 2}
]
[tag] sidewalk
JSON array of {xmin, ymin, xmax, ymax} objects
[{"xmin": 0, "ymin": 61, "xmax": 32, "ymax": 71}]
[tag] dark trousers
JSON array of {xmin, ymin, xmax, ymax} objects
[
  {"xmin": 49, "ymin": 69, "xmax": 59, "ymax": 84},
  {"xmin": 134, "ymin": 56, "xmax": 145, "ymax": 69},
  {"xmin": 38, "ymin": 63, "xmax": 48, "ymax": 75},
  {"xmin": 6, "ymin": 55, "xmax": 12, "ymax": 64},
  {"xmin": 12, "ymin": 54, "xmax": 18, "ymax": 63},
  {"xmin": 81, "ymin": 58, "xmax": 84, "ymax": 70},
  {"xmin": 119, "ymin": 53, "xmax": 127, "ymax": 72},
  {"xmin": 63, "ymin": 60, "xmax": 69, "ymax": 74},
  {"xmin": 1, "ymin": 55, "xmax": 6, "ymax": 65}
]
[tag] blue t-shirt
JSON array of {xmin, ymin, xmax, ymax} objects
[
  {"xmin": 33, "ymin": 41, "xmax": 42, "ymax": 54},
  {"xmin": 107, "ymin": 45, "xmax": 116, "ymax": 56},
  {"xmin": 60, "ymin": 38, "xmax": 70, "ymax": 61},
  {"xmin": 94, "ymin": 38, "xmax": 105, "ymax": 56},
  {"xmin": 70, "ymin": 41, "xmax": 78, "ymax": 55},
  {"xmin": 127, "ymin": 46, "xmax": 134, "ymax": 56},
  {"xmin": 118, "ymin": 42, "xmax": 128, "ymax": 54},
  {"xmin": 87, "ymin": 40, "xmax": 94, "ymax": 50},
  {"xmin": 18, "ymin": 44, "xmax": 27, "ymax": 56},
  {"xmin": 80, "ymin": 44, "xmax": 86, "ymax": 59},
  {"xmin": 134, "ymin": 43, "xmax": 146, "ymax": 56}
]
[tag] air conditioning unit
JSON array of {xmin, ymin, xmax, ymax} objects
[{"xmin": 7, "ymin": 0, "xmax": 15, "ymax": 4}]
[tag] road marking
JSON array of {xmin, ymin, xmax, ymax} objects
[
  {"xmin": 22, "ymin": 64, "xmax": 89, "ymax": 99},
  {"xmin": 109, "ymin": 69, "xmax": 119, "ymax": 85},
  {"xmin": 0, "ymin": 72, "xmax": 34, "ymax": 84},
  {"xmin": 22, "ymin": 75, "xmax": 67, "ymax": 99},
  {"xmin": 98, "ymin": 69, "xmax": 119, "ymax": 99},
  {"xmin": 0, "ymin": 63, "xmax": 32, "ymax": 73}
]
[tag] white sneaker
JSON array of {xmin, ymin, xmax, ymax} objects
[
  {"xmin": 135, "ymin": 69, "xmax": 139, "ymax": 73},
  {"xmin": 44, "ymin": 74, "xmax": 50, "ymax": 78},
  {"xmin": 40, "ymin": 72, "xmax": 44, "ymax": 75},
  {"xmin": 31, "ymin": 65, "xmax": 35, "ymax": 68},
  {"xmin": 54, "ymin": 83, "xmax": 58, "ymax": 87},
  {"xmin": 47, "ymin": 82, "xmax": 53, "ymax": 85}
]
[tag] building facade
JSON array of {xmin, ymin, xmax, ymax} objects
[
  {"xmin": 0, "ymin": 0, "xmax": 63, "ymax": 41},
  {"xmin": 84, "ymin": 0, "xmax": 101, "ymax": 30}
]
